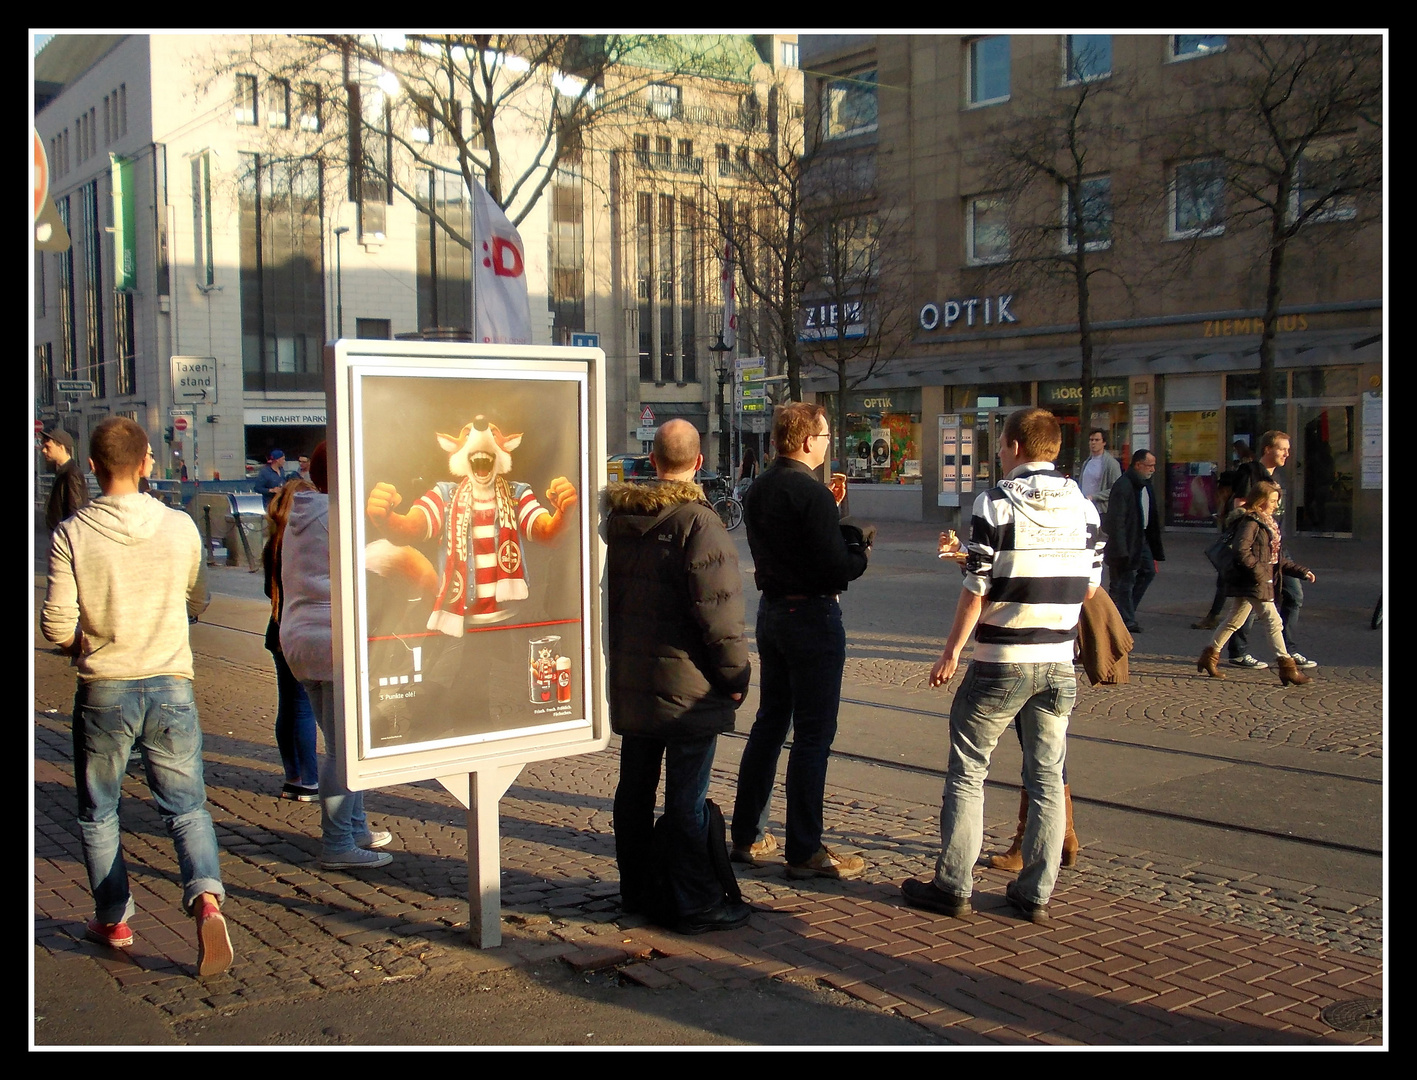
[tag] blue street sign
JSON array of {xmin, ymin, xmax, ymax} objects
[{"xmin": 571, "ymin": 333, "xmax": 600, "ymax": 348}]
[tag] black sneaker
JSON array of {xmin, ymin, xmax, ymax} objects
[
  {"xmin": 281, "ymin": 782, "xmax": 320, "ymax": 802},
  {"xmin": 900, "ymin": 878, "xmax": 972, "ymax": 917},
  {"xmin": 1005, "ymin": 880, "xmax": 1052, "ymax": 925},
  {"xmin": 675, "ymin": 900, "xmax": 751, "ymax": 935}
]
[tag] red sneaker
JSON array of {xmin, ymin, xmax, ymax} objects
[
  {"xmin": 85, "ymin": 919, "xmax": 135, "ymax": 948},
  {"xmin": 193, "ymin": 898, "xmax": 234, "ymax": 977}
]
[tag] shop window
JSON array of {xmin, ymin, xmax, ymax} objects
[
  {"xmin": 828, "ymin": 388, "xmax": 923, "ymax": 484},
  {"xmin": 1164, "ymin": 408, "xmax": 1223, "ymax": 527}
]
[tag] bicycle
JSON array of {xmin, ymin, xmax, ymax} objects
[{"xmin": 700, "ymin": 474, "xmax": 744, "ymax": 532}]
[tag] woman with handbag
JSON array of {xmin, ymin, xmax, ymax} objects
[{"xmin": 1197, "ymin": 481, "xmax": 1316, "ymax": 686}]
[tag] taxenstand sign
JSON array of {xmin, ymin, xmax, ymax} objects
[{"xmin": 327, "ymin": 340, "xmax": 609, "ymax": 947}]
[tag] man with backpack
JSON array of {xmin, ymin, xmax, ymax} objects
[{"xmin": 604, "ymin": 419, "xmax": 752, "ymax": 933}]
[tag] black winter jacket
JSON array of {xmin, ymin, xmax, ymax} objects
[
  {"xmin": 1104, "ymin": 469, "xmax": 1166, "ymax": 567},
  {"xmin": 603, "ymin": 480, "xmax": 751, "ymax": 740}
]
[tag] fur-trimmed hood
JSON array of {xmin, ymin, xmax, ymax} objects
[{"xmin": 603, "ymin": 479, "xmax": 707, "ymax": 519}]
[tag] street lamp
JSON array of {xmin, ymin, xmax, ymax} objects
[
  {"xmin": 708, "ymin": 332, "xmax": 732, "ymax": 475},
  {"xmin": 333, "ymin": 225, "xmax": 349, "ymax": 339}
]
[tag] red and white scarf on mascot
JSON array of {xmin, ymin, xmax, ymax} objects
[{"xmin": 415, "ymin": 477, "xmax": 548, "ymax": 636}]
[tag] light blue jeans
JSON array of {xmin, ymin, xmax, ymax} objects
[
  {"xmin": 935, "ymin": 661, "xmax": 1075, "ymax": 905},
  {"xmin": 302, "ymin": 680, "xmax": 368, "ymax": 855},
  {"xmin": 73, "ymin": 677, "xmax": 225, "ymax": 924}
]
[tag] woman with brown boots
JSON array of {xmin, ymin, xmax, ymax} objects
[{"xmin": 1197, "ymin": 481, "xmax": 1316, "ymax": 687}]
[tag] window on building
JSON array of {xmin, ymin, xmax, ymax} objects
[
  {"xmin": 1171, "ymin": 35, "xmax": 1226, "ymax": 60},
  {"xmin": 968, "ymin": 37, "xmax": 1011, "ymax": 105},
  {"xmin": 235, "ymin": 75, "xmax": 258, "ymax": 125},
  {"xmin": 238, "ymin": 154, "xmax": 326, "ymax": 391},
  {"xmin": 1290, "ymin": 148, "xmax": 1359, "ymax": 224},
  {"xmin": 35, "ymin": 251, "xmax": 45, "ymax": 317},
  {"xmin": 782, "ymin": 41, "xmax": 799, "ymax": 68},
  {"xmin": 37, "ymin": 343, "xmax": 54, "ymax": 408},
  {"xmin": 191, "ymin": 151, "xmax": 215, "ymax": 288},
  {"xmin": 266, "ymin": 78, "xmax": 290, "ymax": 129},
  {"xmin": 416, "ymin": 169, "xmax": 473, "ymax": 334},
  {"xmin": 678, "ymin": 139, "xmax": 693, "ymax": 160},
  {"xmin": 80, "ymin": 182, "xmax": 106, "ymax": 398},
  {"xmin": 680, "ymin": 198, "xmax": 698, "ymax": 383},
  {"xmin": 298, "ymin": 82, "xmax": 322, "ymax": 132},
  {"xmin": 1169, "ymin": 159, "xmax": 1225, "ymax": 238},
  {"xmin": 822, "ymin": 69, "xmax": 877, "ymax": 140},
  {"xmin": 1064, "ymin": 34, "xmax": 1112, "ymax": 82},
  {"xmin": 636, "ymin": 192, "xmax": 653, "ymax": 380},
  {"xmin": 412, "ymin": 105, "xmax": 433, "ymax": 144},
  {"xmin": 56, "ymin": 196, "xmax": 77, "ymax": 379},
  {"xmin": 548, "ymin": 142, "xmax": 585, "ymax": 338},
  {"xmin": 114, "ymin": 290, "xmax": 136, "ymax": 396},
  {"xmin": 659, "ymin": 193, "xmax": 676, "ymax": 382},
  {"xmin": 117, "ymin": 84, "xmax": 126, "ymax": 137},
  {"xmin": 966, "ymin": 195, "xmax": 1010, "ymax": 264},
  {"xmin": 103, "ymin": 94, "xmax": 111, "ymax": 145},
  {"xmin": 1064, "ymin": 175, "xmax": 1113, "ymax": 250},
  {"xmin": 357, "ymin": 92, "xmax": 392, "ymax": 242},
  {"xmin": 646, "ymin": 82, "xmax": 680, "ymax": 120},
  {"xmin": 355, "ymin": 318, "xmax": 392, "ymax": 339},
  {"xmin": 656, "ymin": 135, "xmax": 672, "ymax": 156}
]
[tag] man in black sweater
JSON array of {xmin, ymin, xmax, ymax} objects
[
  {"xmin": 730, "ymin": 402, "xmax": 871, "ymax": 880},
  {"xmin": 42, "ymin": 427, "xmax": 89, "ymax": 532}
]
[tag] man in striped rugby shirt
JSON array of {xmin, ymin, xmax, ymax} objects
[{"xmin": 902, "ymin": 408, "xmax": 1104, "ymax": 924}]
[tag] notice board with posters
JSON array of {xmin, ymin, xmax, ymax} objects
[{"xmin": 327, "ymin": 340, "xmax": 609, "ymax": 792}]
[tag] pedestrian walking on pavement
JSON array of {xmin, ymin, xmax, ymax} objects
[
  {"xmin": 1221, "ymin": 431, "xmax": 1318, "ymax": 672},
  {"xmin": 903, "ymin": 408, "xmax": 1104, "ymax": 924},
  {"xmin": 41, "ymin": 426, "xmax": 89, "ymax": 533},
  {"xmin": 1197, "ymin": 481, "xmax": 1316, "ymax": 687},
  {"xmin": 280, "ymin": 443, "xmax": 397, "ymax": 869},
  {"xmin": 605, "ymin": 420, "xmax": 753, "ymax": 934},
  {"xmin": 264, "ymin": 478, "xmax": 320, "ymax": 803},
  {"xmin": 41, "ymin": 416, "xmax": 234, "ymax": 976},
  {"xmin": 731, "ymin": 402, "xmax": 872, "ymax": 881},
  {"xmin": 1103, "ymin": 449, "xmax": 1164, "ymax": 633}
]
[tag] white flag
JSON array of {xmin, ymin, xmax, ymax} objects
[
  {"xmin": 720, "ymin": 240, "xmax": 737, "ymax": 350},
  {"xmin": 472, "ymin": 178, "xmax": 532, "ymax": 345}
]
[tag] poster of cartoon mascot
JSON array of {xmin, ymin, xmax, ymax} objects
[{"xmin": 354, "ymin": 372, "xmax": 587, "ymax": 753}]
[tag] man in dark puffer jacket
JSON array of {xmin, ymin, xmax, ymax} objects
[{"xmin": 604, "ymin": 419, "xmax": 752, "ymax": 933}]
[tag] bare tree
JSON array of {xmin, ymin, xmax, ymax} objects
[
  {"xmin": 964, "ymin": 51, "xmax": 1151, "ymax": 464},
  {"xmin": 1168, "ymin": 35, "xmax": 1382, "ymax": 433},
  {"xmin": 702, "ymin": 85, "xmax": 913, "ymax": 467},
  {"xmin": 211, "ymin": 34, "xmax": 743, "ymax": 240}
]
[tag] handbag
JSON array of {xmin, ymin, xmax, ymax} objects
[{"xmin": 1205, "ymin": 523, "xmax": 1240, "ymax": 575}]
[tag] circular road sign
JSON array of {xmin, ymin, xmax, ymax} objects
[{"xmin": 174, "ymin": 416, "xmax": 189, "ymax": 432}]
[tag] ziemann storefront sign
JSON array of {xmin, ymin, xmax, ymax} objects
[{"xmin": 919, "ymin": 293, "xmax": 1017, "ymax": 331}]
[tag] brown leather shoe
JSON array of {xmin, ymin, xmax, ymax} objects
[
  {"xmin": 1276, "ymin": 656, "xmax": 1311, "ymax": 686},
  {"xmin": 786, "ymin": 845, "xmax": 866, "ymax": 880},
  {"xmin": 1197, "ymin": 645, "xmax": 1225, "ymax": 678}
]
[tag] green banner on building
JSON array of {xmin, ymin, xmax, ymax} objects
[{"xmin": 110, "ymin": 153, "xmax": 135, "ymax": 292}]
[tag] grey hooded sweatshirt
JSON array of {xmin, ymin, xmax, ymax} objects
[{"xmin": 42, "ymin": 492, "xmax": 209, "ymax": 681}]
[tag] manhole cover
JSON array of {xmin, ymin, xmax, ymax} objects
[{"xmin": 1321, "ymin": 998, "xmax": 1382, "ymax": 1033}]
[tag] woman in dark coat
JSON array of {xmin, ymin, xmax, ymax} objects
[{"xmin": 1197, "ymin": 481, "xmax": 1316, "ymax": 686}]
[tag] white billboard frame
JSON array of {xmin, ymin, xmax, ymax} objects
[{"xmin": 328, "ymin": 339, "xmax": 610, "ymax": 794}]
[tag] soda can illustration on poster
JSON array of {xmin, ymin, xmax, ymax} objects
[{"xmin": 352, "ymin": 369, "xmax": 589, "ymax": 757}]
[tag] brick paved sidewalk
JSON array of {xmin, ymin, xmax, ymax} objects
[{"xmin": 33, "ymin": 689, "xmax": 1383, "ymax": 1045}]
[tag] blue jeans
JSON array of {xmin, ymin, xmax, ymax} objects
[
  {"xmin": 272, "ymin": 648, "xmax": 319, "ymax": 787},
  {"xmin": 1107, "ymin": 541, "xmax": 1155, "ymax": 629},
  {"xmin": 935, "ymin": 661, "xmax": 1075, "ymax": 905},
  {"xmin": 72, "ymin": 677, "xmax": 225, "ymax": 924},
  {"xmin": 732, "ymin": 595, "xmax": 846, "ymax": 865},
  {"xmin": 303, "ymin": 680, "xmax": 368, "ymax": 854},
  {"xmin": 615, "ymin": 733, "xmax": 723, "ymax": 917}
]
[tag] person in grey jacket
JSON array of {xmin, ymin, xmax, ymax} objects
[
  {"xmin": 604, "ymin": 419, "xmax": 752, "ymax": 934},
  {"xmin": 42, "ymin": 416, "xmax": 232, "ymax": 976},
  {"xmin": 1078, "ymin": 429, "xmax": 1122, "ymax": 514}
]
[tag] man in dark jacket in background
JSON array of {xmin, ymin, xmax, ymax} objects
[
  {"xmin": 42, "ymin": 427, "xmax": 89, "ymax": 533},
  {"xmin": 1104, "ymin": 449, "xmax": 1165, "ymax": 633},
  {"xmin": 604, "ymin": 419, "xmax": 752, "ymax": 934}
]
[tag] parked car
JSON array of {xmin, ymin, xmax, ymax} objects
[{"xmin": 606, "ymin": 454, "xmax": 654, "ymax": 483}]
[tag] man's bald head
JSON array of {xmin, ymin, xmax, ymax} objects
[{"xmin": 652, "ymin": 419, "xmax": 702, "ymax": 480}]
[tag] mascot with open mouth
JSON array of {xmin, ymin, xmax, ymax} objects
[{"xmin": 365, "ymin": 415, "xmax": 577, "ymax": 634}]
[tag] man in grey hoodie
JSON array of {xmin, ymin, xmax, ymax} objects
[{"xmin": 42, "ymin": 416, "xmax": 233, "ymax": 977}]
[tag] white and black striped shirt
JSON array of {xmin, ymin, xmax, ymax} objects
[{"xmin": 963, "ymin": 463, "xmax": 1105, "ymax": 664}]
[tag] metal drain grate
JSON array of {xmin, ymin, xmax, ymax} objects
[{"xmin": 1320, "ymin": 998, "xmax": 1382, "ymax": 1033}]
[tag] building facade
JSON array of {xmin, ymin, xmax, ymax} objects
[
  {"xmin": 33, "ymin": 33, "xmax": 801, "ymax": 486},
  {"xmin": 798, "ymin": 34, "xmax": 1383, "ymax": 540}
]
